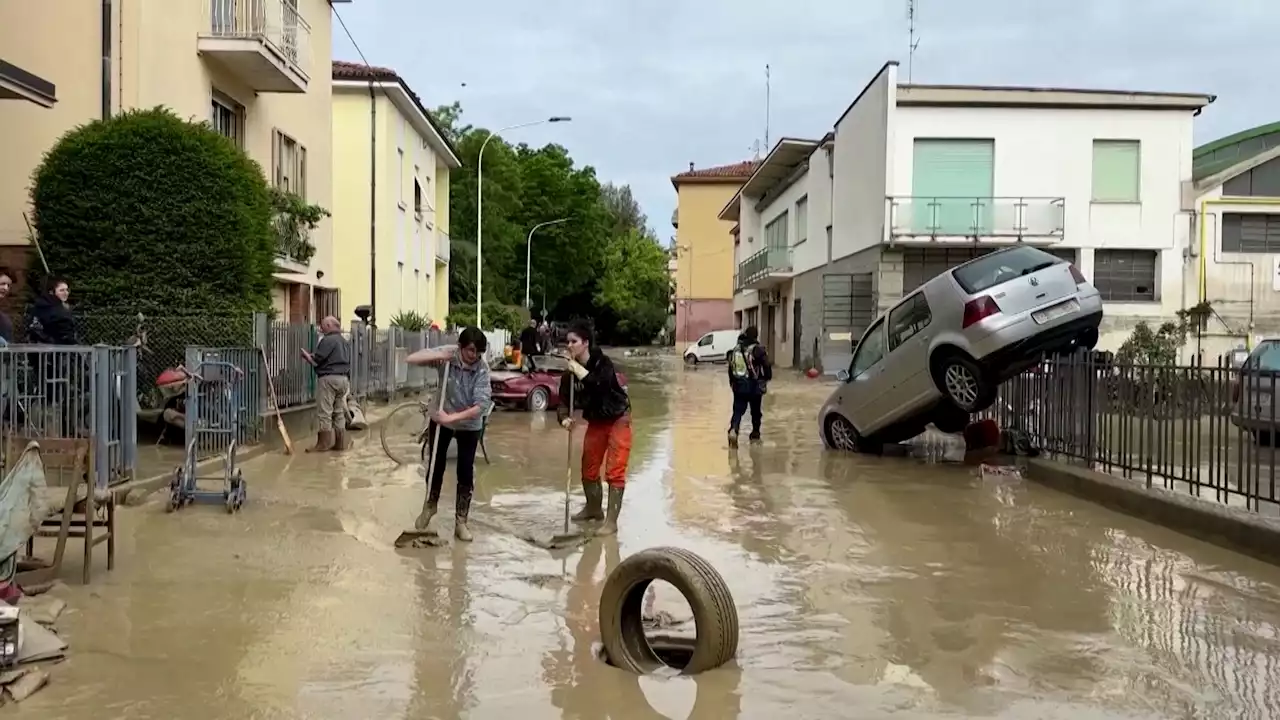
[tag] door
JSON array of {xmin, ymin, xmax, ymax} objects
[
  {"xmin": 844, "ymin": 319, "xmax": 891, "ymax": 431},
  {"xmin": 882, "ymin": 291, "xmax": 937, "ymax": 416},
  {"xmin": 694, "ymin": 333, "xmax": 716, "ymax": 360},
  {"xmin": 951, "ymin": 245, "xmax": 1078, "ymax": 316},
  {"xmin": 764, "ymin": 305, "xmax": 777, "ymax": 360},
  {"xmin": 792, "ymin": 298, "xmax": 803, "ymax": 368},
  {"xmin": 911, "ymin": 139, "xmax": 995, "ymax": 235},
  {"xmin": 821, "ymin": 273, "xmax": 874, "ymax": 374}
]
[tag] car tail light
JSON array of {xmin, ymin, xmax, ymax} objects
[
  {"xmin": 1068, "ymin": 264, "xmax": 1087, "ymax": 285},
  {"xmin": 962, "ymin": 296, "xmax": 1001, "ymax": 329}
]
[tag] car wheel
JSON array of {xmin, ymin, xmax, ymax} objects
[
  {"xmin": 825, "ymin": 413, "xmax": 882, "ymax": 454},
  {"xmin": 1077, "ymin": 327, "xmax": 1099, "ymax": 351},
  {"xmin": 932, "ymin": 403, "xmax": 970, "ymax": 434},
  {"xmin": 684, "ymin": 354, "xmax": 698, "ymax": 365},
  {"xmin": 937, "ymin": 353, "xmax": 996, "ymax": 414},
  {"xmin": 527, "ymin": 386, "xmax": 550, "ymax": 413}
]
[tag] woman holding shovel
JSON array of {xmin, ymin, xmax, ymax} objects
[
  {"xmin": 405, "ymin": 327, "xmax": 492, "ymax": 542},
  {"xmin": 556, "ymin": 320, "xmax": 631, "ymax": 536}
]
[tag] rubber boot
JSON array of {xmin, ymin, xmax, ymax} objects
[
  {"xmin": 307, "ymin": 430, "xmax": 334, "ymax": 453},
  {"xmin": 414, "ymin": 500, "xmax": 437, "ymax": 531},
  {"xmin": 454, "ymin": 515, "xmax": 473, "ymax": 542},
  {"xmin": 572, "ymin": 481, "xmax": 604, "ymax": 523},
  {"xmin": 595, "ymin": 486, "xmax": 624, "ymax": 536},
  {"xmin": 728, "ymin": 430, "xmax": 739, "ymax": 448},
  {"xmin": 331, "ymin": 429, "xmax": 348, "ymax": 452}
]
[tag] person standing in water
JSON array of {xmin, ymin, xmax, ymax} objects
[
  {"xmin": 557, "ymin": 320, "xmax": 631, "ymax": 536},
  {"xmin": 726, "ymin": 326, "xmax": 771, "ymax": 447}
]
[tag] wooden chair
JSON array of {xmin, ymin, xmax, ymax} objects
[{"xmin": 10, "ymin": 437, "xmax": 115, "ymax": 585}]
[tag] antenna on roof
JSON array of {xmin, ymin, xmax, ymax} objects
[
  {"xmin": 750, "ymin": 139, "xmax": 761, "ymax": 161},
  {"xmin": 764, "ymin": 64, "xmax": 772, "ymax": 150},
  {"xmin": 907, "ymin": 0, "xmax": 921, "ymax": 82}
]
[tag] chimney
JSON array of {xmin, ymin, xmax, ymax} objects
[{"xmin": 688, "ymin": 162, "xmax": 695, "ymax": 172}]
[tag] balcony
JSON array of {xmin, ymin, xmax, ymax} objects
[
  {"xmin": 886, "ymin": 196, "xmax": 1065, "ymax": 245},
  {"xmin": 736, "ymin": 245, "xmax": 793, "ymax": 291},
  {"xmin": 200, "ymin": 0, "xmax": 311, "ymax": 93},
  {"xmin": 435, "ymin": 232, "xmax": 450, "ymax": 264}
]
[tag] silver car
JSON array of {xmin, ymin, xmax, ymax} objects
[
  {"xmin": 819, "ymin": 245, "xmax": 1103, "ymax": 453},
  {"xmin": 1231, "ymin": 339, "xmax": 1280, "ymax": 443}
]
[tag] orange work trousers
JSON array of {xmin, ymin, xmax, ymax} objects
[{"xmin": 582, "ymin": 415, "xmax": 632, "ymax": 488}]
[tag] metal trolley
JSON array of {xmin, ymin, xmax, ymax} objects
[{"xmin": 168, "ymin": 357, "xmax": 248, "ymax": 514}]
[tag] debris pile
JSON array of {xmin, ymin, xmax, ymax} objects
[{"xmin": 0, "ymin": 582, "xmax": 69, "ymax": 706}]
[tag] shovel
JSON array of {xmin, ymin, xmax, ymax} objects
[
  {"xmin": 547, "ymin": 380, "xmax": 585, "ymax": 547},
  {"xmin": 394, "ymin": 360, "xmax": 452, "ymax": 548}
]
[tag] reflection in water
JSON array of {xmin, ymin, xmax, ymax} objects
[{"xmin": 16, "ymin": 355, "xmax": 1280, "ymax": 719}]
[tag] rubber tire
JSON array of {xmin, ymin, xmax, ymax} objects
[
  {"xmin": 932, "ymin": 403, "xmax": 970, "ymax": 434},
  {"xmin": 684, "ymin": 354, "xmax": 698, "ymax": 365},
  {"xmin": 824, "ymin": 414, "xmax": 882, "ymax": 455},
  {"xmin": 936, "ymin": 353, "xmax": 997, "ymax": 414},
  {"xmin": 527, "ymin": 386, "xmax": 550, "ymax": 413},
  {"xmin": 598, "ymin": 546, "xmax": 739, "ymax": 675}
]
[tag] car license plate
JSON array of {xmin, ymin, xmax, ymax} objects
[{"xmin": 1032, "ymin": 299, "xmax": 1079, "ymax": 325}]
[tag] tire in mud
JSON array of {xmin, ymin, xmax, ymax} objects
[{"xmin": 598, "ymin": 546, "xmax": 739, "ymax": 675}]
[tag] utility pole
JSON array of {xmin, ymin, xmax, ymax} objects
[
  {"xmin": 764, "ymin": 64, "xmax": 771, "ymax": 150},
  {"xmin": 907, "ymin": 0, "xmax": 921, "ymax": 82}
]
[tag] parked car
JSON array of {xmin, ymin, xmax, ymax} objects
[
  {"xmin": 489, "ymin": 355, "xmax": 629, "ymax": 412},
  {"xmin": 683, "ymin": 329, "xmax": 740, "ymax": 365},
  {"xmin": 819, "ymin": 245, "xmax": 1103, "ymax": 453},
  {"xmin": 1231, "ymin": 339, "xmax": 1280, "ymax": 443}
]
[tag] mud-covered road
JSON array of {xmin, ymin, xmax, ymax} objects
[{"xmin": 19, "ymin": 356, "xmax": 1280, "ymax": 719}]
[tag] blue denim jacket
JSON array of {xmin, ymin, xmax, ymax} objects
[{"xmin": 438, "ymin": 354, "xmax": 491, "ymax": 431}]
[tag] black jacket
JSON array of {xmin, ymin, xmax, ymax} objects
[
  {"xmin": 519, "ymin": 326, "xmax": 540, "ymax": 356},
  {"xmin": 27, "ymin": 294, "xmax": 78, "ymax": 345},
  {"xmin": 726, "ymin": 337, "xmax": 771, "ymax": 395},
  {"xmin": 556, "ymin": 347, "xmax": 629, "ymax": 423}
]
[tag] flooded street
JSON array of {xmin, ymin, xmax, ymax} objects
[{"xmin": 18, "ymin": 356, "xmax": 1280, "ymax": 719}]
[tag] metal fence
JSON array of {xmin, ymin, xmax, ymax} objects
[
  {"xmin": 988, "ymin": 353, "xmax": 1280, "ymax": 515},
  {"xmin": 0, "ymin": 344, "xmax": 138, "ymax": 492}
]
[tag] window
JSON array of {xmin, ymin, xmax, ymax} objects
[
  {"xmin": 414, "ymin": 177, "xmax": 424, "ymax": 218},
  {"xmin": 1222, "ymin": 213, "xmax": 1280, "ymax": 253},
  {"xmin": 849, "ymin": 320, "xmax": 887, "ymax": 378},
  {"xmin": 273, "ymin": 130, "xmax": 306, "ymax": 199},
  {"xmin": 210, "ymin": 90, "xmax": 244, "ymax": 148},
  {"xmin": 1246, "ymin": 341, "xmax": 1280, "ymax": 372},
  {"xmin": 764, "ymin": 211, "xmax": 788, "ymax": 248},
  {"xmin": 1092, "ymin": 140, "xmax": 1141, "ymax": 203},
  {"xmin": 952, "ymin": 245, "xmax": 1065, "ymax": 295},
  {"xmin": 1223, "ymin": 156, "xmax": 1280, "ymax": 197},
  {"xmin": 1094, "ymin": 249, "xmax": 1157, "ymax": 302},
  {"xmin": 697, "ymin": 334, "xmax": 714, "ymax": 347},
  {"xmin": 826, "ymin": 225, "xmax": 833, "ymax": 261},
  {"xmin": 888, "ymin": 293, "xmax": 932, "ymax": 351},
  {"xmin": 794, "ymin": 197, "xmax": 809, "ymax": 245}
]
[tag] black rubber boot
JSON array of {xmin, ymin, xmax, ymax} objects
[
  {"xmin": 595, "ymin": 486, "xmax": 624, "ymax": 536},
  {"xmin": 727, "ymin": 430, "xmax": 739, "ymax": 448},
  {"xmin": 572, "ymin": 481, "xmax": 604, "ymax": 523}
]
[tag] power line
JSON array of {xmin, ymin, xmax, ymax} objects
[{"xmin": 331, "ymin": 2, "xmax": 374, "ymax": 68}]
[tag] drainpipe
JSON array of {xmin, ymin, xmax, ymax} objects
[
  {"xmin": 368, "ymin": 81, "xmax": 377, "ymax": 327},
  {"xmin": 1198, "ymin": 197, "xmax": 1277, "ymax": 349},
  {"xmin": 101, "ymin": 0, "xmax": 112, "ymax": 118}
]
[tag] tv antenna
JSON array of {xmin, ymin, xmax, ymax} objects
[
  {"xmin": 764, "ymin": 63, "xmax": 772, "ymax": 150},
  {"xmin": 907, "ymin": 0, "xmax": 921, "ymax": 82}
]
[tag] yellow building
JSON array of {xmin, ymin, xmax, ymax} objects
[
  {"xmin": 0, "ymin": 0, "xmax": 340, "ymax": 322},
  {"xmin": 670, "ymin": 160, "xmax": 757, "ymax": 343},
  {"xmin": 330, "ymin": 62, "xmax": 460, "ymax": 327}
]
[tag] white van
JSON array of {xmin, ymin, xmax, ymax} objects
[{"xmin": 683, "ymin": 330, "xmax": 741, "ymax": 365}]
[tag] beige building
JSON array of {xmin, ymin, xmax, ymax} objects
[{"xmin": 0, "ymin": 0, "xmax": 342, "ymax": 322}]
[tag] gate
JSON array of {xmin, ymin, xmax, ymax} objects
[{"xmin": 820, "ymin": 273, "xmax": 873, "ymax": 375}]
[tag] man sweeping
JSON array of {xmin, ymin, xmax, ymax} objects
[{"xmin": 557, "ymin": 320, "xmax": 631, "ymax": 536}]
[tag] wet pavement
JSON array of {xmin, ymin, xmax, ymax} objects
[{"xmin": 18, "ymin": 355, "xmax": 1280, "ymax": 719}]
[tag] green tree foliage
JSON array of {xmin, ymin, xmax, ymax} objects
[
  {"xmin": 447, "ymin": 303, "xmax": 525, "ymax": 332},
  {"xmin": 1116, "ymin": 302, "xmax": 1213, "ymax": 365},
  {"xmin": 30, "ymin": 107, "xmax": 277, "ymax": 314},
  {"xmin": 437, "ymin": 104, "xmax": 670, "ymax": 344}
]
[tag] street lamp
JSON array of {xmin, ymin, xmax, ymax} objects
[
  {"xmin": 475, "ymin": 116, "xmax": 572, "ymax": 326},
  {"xmin": 525, "ymin": 217, "xmax": 570, "ymax": 309}
]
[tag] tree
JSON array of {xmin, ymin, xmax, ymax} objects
[
  {"xmin": 595, "ymin": 229, "xmax": 672, "ymax": 344},
  {"xmin": 30, "ymin": 107, "xmax": 276, "ymax": 315}
]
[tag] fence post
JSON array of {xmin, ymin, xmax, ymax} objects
[
  {"xmin": 252, "ymin": 312, "xmax": 269, "ymax": 349},
  {"xmin": 122, "ymin": 344, "xmax": 138, "ymax": 479},
  {"xmin": 184, "ymin": 346, "xmax": 200, "ymax": 461},
  {"xmin": 387, "ymin": 326, "xmax": 399, "ymax": 397},
  {"xmin": 92, "ymin": 345, "xmax": 111, "ymax": 493}
]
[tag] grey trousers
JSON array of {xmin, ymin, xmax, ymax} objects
[{"xmin": 316, "ymin": 374, "xmax": 351, "ymax": 431}]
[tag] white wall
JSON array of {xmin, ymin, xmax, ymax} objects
[
  {"xmin": 1192, "ymin": 184, "xmax": 1280, "ymax": 353},
  {"xmin": 794, "ymin": 146, "xmax": 834, "ymax": 275},
  {"xmin": 832, "ymin": 63, "xmax": 896, "ymax": 260}
]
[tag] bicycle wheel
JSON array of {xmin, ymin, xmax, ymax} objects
[{"xmin": 379, "ymin": 400, "xmax": 431, "ymax": 465}]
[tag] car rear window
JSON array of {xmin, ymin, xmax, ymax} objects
[
  {"xmin": 951, "ymin": 246, "xmax": 1065, "ymax": 294},
  {"xmin": 1248, "ymin": 341, "xmax": 1280, "ymax": 371}
]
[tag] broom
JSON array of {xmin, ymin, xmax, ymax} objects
[{"xmin": 260, "ymin": 348, "xmax": 294, "ymax": 454}]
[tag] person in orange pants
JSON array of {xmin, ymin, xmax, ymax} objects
[{"xmin": 556, "ymin": 320, "xmax": 632, "ymax": 536}]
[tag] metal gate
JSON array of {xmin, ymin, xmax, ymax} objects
[{"xmin": 820, "ymin": 273, "xmax": 874, "ymax": 375}]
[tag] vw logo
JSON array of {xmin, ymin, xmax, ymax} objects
[{"xmin": 1029, "ymin": 277, "xmax": 1040, "ymax": 286}]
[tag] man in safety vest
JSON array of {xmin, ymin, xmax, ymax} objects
[{"xmin": 726, "ymin": 326, "xmax": 772, "ymax": 448}]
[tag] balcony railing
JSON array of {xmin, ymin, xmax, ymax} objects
[
  {"xmin": 886, "ymin": 196, "xmax": 1065, "ymax": 240},
  {"xmin": 202, "ymin": 0, "xmax": 311, "ymax": 89},
  {"xmin": 435, "ymin": 232, "xmax": 450, "ymax": 264},
  {"xmin": 736, "ymin": 245, "xmax": 793, "ymax": 290}
]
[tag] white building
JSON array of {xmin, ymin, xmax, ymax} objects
[
  {"xmin": 1187, "ymin": 122, "xmax": 1280, "ymax": 359},
  {"xmin": 725, "ymin": 60, "xmax": 1215, "ymax": 372}
]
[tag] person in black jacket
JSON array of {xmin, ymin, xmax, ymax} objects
[
  {"xmin": 725, "ymin": 326, "xmax": 772, "ymax": 448},
  {"xmin": 0, "ymin": 269, "xmax": 14, "ymax": 345},
  {"xmin": 28, "ymin": 277, "xmax": 78, "ymax": 345},
  {"xmin": 519, "ymin": 319, "xmax": 541, "ymax": 361},
  {"xmin": 556, "ymin": 320, "xmax": 631, "ymax": 536}
]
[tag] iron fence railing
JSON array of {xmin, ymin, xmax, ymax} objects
[
  {"xmin": 736, "ymin": 246, "xmax": 793, "ymax": 289},
  {"xmin": 204, "ymin": 0, "xmax": 312, "ymax": 77},
  {"xmin": 0, "ymin": 345, "xmax": 138, "ymax": 492},
  {"xmin": 987, "ymin": 353, "xmax": 1280, "ymax": 515}
]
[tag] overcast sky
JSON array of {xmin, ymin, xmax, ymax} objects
[{"xmin": 331, "ymin": 0, "xmax": 1276, "ymax": 245}]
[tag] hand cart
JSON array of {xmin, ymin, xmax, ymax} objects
[{"xmin": 167, "ymin": 358, "xmax": 247, "ymax": 514}]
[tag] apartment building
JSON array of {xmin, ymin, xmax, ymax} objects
[
  {"xmin": 728, "ymin": 61, "xmax": 1214, "ymax": 372},
  {"xmin": 670, "ymin": 160, "xmax": 757, "ymax": 343},
  {"xmin": 0, "ymin": 0, "xmax": 342, "ymax": 322},
  {"xmin": 330, "ymin": 61, "xmax": 461, "ymax": 327}
]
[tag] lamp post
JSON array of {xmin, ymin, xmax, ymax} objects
[
  {"xmin": 525, "ymin": 217, "xmax": 569, "ymax": 309},
  {"xmin": 475, "ymin": 116, "xmax": 572, "ymax": 326}
]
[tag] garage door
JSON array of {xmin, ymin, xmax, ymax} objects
[
  {"xmin": 820, "ymin": 273, "xmax": 874, "ymax": 375},
  {"xmin": 902, "ymin": 247, "xmax": 1078, "ymax": 293},
  {"xmin": 911, "ymin": 139, "xmax": 995, "ymax": 235}
]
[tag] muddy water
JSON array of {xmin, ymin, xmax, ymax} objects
[{"xmin": 18, "ymin": 356, "xmax": 1280, "ymax": 719}]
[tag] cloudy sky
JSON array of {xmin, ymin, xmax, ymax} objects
[{"xmin": 331, "ymin": 0, "xmax": 1275, "ymax": 244}]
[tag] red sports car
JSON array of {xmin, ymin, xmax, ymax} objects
[{"xmin": 489, "ymin": 355, "xmax": 629, "ymax": 412}]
